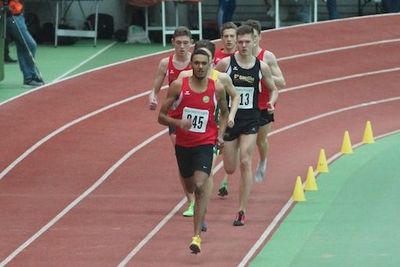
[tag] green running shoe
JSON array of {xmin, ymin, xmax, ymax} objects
[
  {"xmin": 218, "ymin": 180, "xmax": 229, "ymax": 197},
  {"xmin": 183, "ymin": 202, "xmax": 194, "ymax": 217}
]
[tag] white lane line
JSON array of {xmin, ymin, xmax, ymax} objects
[
  {"xmin": 117, "ymin": 197, "xmax": 188, "ymax": 267},
  {"xmin": 117, "ymin": 96, "xmax": 400, "ymax": 266},
  {"xmin": 281, "ymin": 67, "xmax": 400, "ymax": 93},
  {"xmin": 0, "ymin": 91, "xmax": 149, "ymax": 181},
  {"xmin": 2, "ymin": 96, "xmax": 399, "ymax": 265},
  {"xmin": 278, "ymin": 38, "xmax": 400, "ymax": 61},
  {"xmin": 264, "ymin": 13, "xmax": 400, "ymax": 33},
  {"xmin": 238, "ymin": 128, "xmax": 400, "ymax": 267},
  {"xmin": 118, "ymin": 158, "xmax": 225, "ymax": 266},
  {"xmin": 1, "ymin": 36, "xmax": 398, "ymax": 108},
  {"xmin": 54, "ymin": 41, "xmax": 117, "ymax": 81},
  {"xmin": 1, "ymin": 66, "xmax": 398, "ymax": 181},
  {"xmin": 0, "ymin": 47, "xmax": 172, "ymax": 107},
  {"xmin": 0, "ymin": 129, "xmax": 168, "ymax": 267}
]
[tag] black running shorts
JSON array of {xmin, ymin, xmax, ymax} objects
[
  {"xmin": 175, "ymin": 144, "xmax": 214, "ymax": 178},
  {"xmin": 223, "ymin": 118, "xmax": 259, "ymax": 141},
  {"xmin": 259, "ymin": 109, "xmax": 275, "ymax": 127}
]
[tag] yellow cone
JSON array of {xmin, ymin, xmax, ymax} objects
[
  {"xmin": 316, "ymin": 149, "xmax": 329, "ymax": 173},
  {"xmin": 305, "ymin": 166, "xmax": 318, "ymax": 191},
  {"xmin": 341, "ymin": 130, "xmax": 353, "ymax": 154},
  {"xmin": 362, "ymin": 121, "xmax": 375, "ymax": 144},
  {"xmin": 292, "ymin": 176, "xmax": 306, "ymax": 202}
]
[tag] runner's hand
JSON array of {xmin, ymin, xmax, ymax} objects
[
  {"xmin": 149, "ymin": 91, "xmax": 158, "ymax": 110},
  {"xmin": 267, "ymin": 102, "xmax": 275, "ymax": 114},
  {"xmin": 179, "ymin": 118, "xmax": 192, "ymax": 131},
  {"xmin": 227, "ymin": 115, "xmax": 235, "ymax": 128},
  {"xmin": 217, "ymin": 136, "xmax": 224, "ymax": 150}
]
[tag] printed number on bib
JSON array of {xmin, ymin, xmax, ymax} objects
[
  {"xmin": 236, "ymin": 86, "xmax": 254, "ymax": 109},
  {"xmin": 183, "ymin": 107, "xmax": 209, "ymax": 133}
]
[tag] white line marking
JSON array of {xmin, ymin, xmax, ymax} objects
[
  {"xmin": 278, "ymin": 38, "xmax": 400, "ymax": 61},
  {"xmin": 116, "ymin": 97, "xmax": 400, "ymax": 266},
  {"xmin": 2, "ymin": 66, "xmax": 398, "ymax": 181},
  {"xmin": 264, "ymin": 13, "xmax": 400, "ymax": 32},
  {"xmin": 2, "ymin": 96, "xmax": 399, "ymax": 265},
  {"xmin": 0, "ymin": 91, "xmax": 149, "ymax": 181},
  {"xmin": 54, "ymin": 42, "xmax": 117, "ymax": 81},
  {"xmin": 238, "ymin": 128, "xmax": 400, "ymax": 267},
  {"xmin": 0, "ymin": 129, "xmax": 168, "ymax": 267},
  {"xmin": 0, "ymin": 47, "xmax": 172, "ymax": 107},
  {"xmin": 1, "ymin": 33, "xmax": 398, "ymax": 107},
  {"xmin": 281, "ymin": 67, "xmax": 400, "ymax": 93},
  {"xmin": 118, "ymin": 157, "xmax": 225, "ymax": 266},
  {"xmin": 117, "ymin": 197, "xmax": 187, "ymax": 267},
  {"xmin": 1, "ymin": 17, "xmax": 399, "ymax": 262}
]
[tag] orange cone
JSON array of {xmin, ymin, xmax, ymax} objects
[
  {"xmin": 305, "ymin": 166, "xmax": 318, "ymax": 191},
  {"xmin": 362, "ymin": 121, "xmax": 375, "ymax": 144},
  {"xmin": 316, "ymin": 149, "xmax": 329, "ymax": 173},
  {"xmin": 341, "ymin": 130, "xmax": 353, "ymax": 154},
  {"xmin": 292, "ymin": 176, "xmax": 306, "ymax": 202}
]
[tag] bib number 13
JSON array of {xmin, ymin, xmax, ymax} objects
[{"xmin": 236, "ymin": 86, "xmax": 254, "ymax": 109}]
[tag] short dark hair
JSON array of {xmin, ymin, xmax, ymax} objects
[
  {"xmin": 194, "ymin": 39, "xmax": 216, "ymax": 58},
  {"xmin": 191, "ymin": 48, "xmax": 210, "ymax": 62},
  {"xmin": 220, "ymin": 21, "xmax": 237, "ymax": 36},
  {"xmin": 173, "ymin": 26, "xmax": 192, "ymax": 39},
  {"xmin": 236, "ymin": 24, "xmax": 254, "ymax": 37},
  {"xmin": 244, "ymin": 19, "xmax": 262, "ymax": 34}
]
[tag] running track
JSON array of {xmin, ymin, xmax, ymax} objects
[{"xmin": 0, "ymin": 14, "xmax": 399, "ymax": 266}]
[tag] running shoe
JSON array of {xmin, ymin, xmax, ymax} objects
[
  {"xmin": 201, "ymin": 221, "xmax": 208, "ymax": 232},
  {"xmin": 233, "ymin": 210, "xmax": 245, "ymax": 226},
  {"xmin": 218, "ymin": 186, "xmax": 228, "ymax": 197},
  {"xmin": 189, "ymin": 235, "xmax": 201, "ymax": 254},
  {"xmin": 218, "ymin": 180, "xmax": 229, "ymax": 197},
  {"xmin": 254, "ymin": 160, "xmax": 267, "ymax": 183},
  {"xmin": 183, "ymin": 202, "xmax": 194, "ymax": 217}
]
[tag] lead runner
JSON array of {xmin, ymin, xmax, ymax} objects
[{"xmin": 158, "ymin": 49, "xmax": 229, "ymax": 254}]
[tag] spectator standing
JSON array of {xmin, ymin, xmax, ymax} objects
[
  {"xmin": 217, "ymin": 0, "xmax": 236, "ymax": 30},
  {"xmin": 4, "ymin": 35, "xmax": 17, "ymax": 63},
  {"xmin": 382, "ymin": 0, "xmax": 400, "ymax": 12},
  {"xmin": 322, "ymin": 0, "xmax": 339, "ymax": 19},
  {"xmin": 2, "ymin": 0, "xmax": 44, "ymax": 86}
]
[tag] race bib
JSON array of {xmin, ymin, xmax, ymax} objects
[
  {"xmin": 182, "ymin": 107, "xmax": 209, "ymax": 133},
  {"xmin": 236, "ymin": 86, "xmax": 254, "ymax": 109}
]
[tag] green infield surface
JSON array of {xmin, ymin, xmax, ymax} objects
[{"xmin": 251, "ymin": 132, "xmax": 400, "ymax": 267}]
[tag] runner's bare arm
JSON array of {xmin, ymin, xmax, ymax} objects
[
  {"xmin": 177, "ymin": 69, "xmax": 193, "ymax": 80},
  {"xmin": 214, "ymin": 57, "xmax": 230, "ymax": 73},
  {"xmin": 215, "ymin": 80, "xmax": 229, "ymax": 146},
  {"xmin": 218, "ymin": 72, "xmax": 238, "ymax": 128},
  {"xmin": 260, "ymin": 61, "xmax": 279, "ymax": 109},
  {"xmin": 149, "ymin": 57, "xmax": 168, "ymax": 110},
  {"xmin": 264, "ymin": 51, "xmax": 286, "ymax": 89},
  {"xmin": 158, "ymin": 80, "xmax": 191, "ymax": 130}
]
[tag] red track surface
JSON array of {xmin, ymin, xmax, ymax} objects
[{"xmin": 0, "ymin": 15, "xmax": 399, "ymax": 266}]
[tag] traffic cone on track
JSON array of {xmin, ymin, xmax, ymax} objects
[
  {"xmin": 292, "ymin": 176, "xmax": 306, "ymax": 202},
  {"xmin": 305, "ymin": 166, "xmax": 318, "ymax": 191},
  {"xmin": 341, "ymin": 130, "xmax": 353, "ymax": 154},
  {"xmin": 362, "ymin": 121, "xmax": 375, "ymax": 144},
  {"xmin": 316, "ymin": 149, "xmax": 329, "ymax": 173}
]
